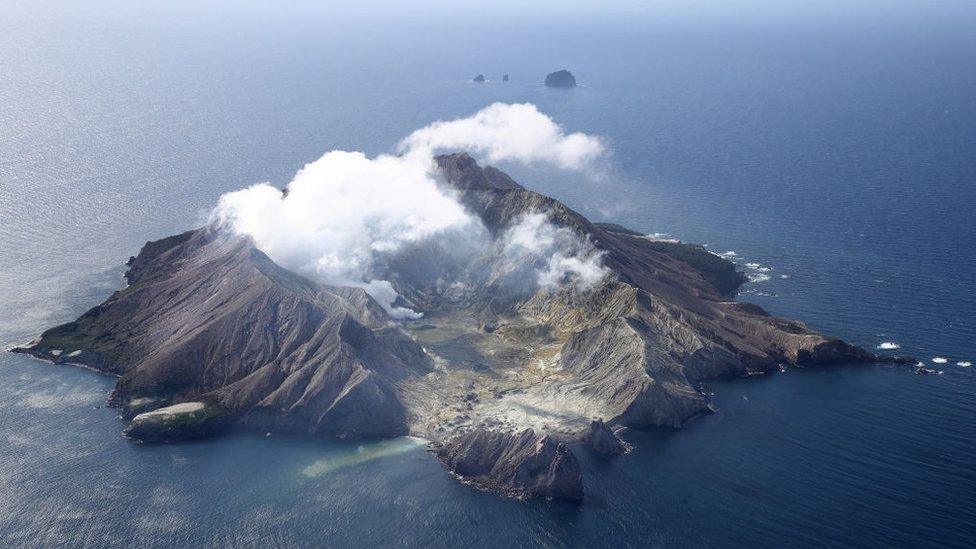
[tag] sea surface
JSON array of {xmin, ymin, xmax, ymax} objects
[{"xmin": 1, "ymin": 1, "xmax": 974, "ymax": 547}]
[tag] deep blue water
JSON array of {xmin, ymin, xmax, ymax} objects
[{"xmin": 1, "ymin": 2, "xmax": 974, "ymax": 547}]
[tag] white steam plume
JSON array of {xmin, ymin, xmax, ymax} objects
[
  {"xmin": 398, "ymin": 102, "xmax": 605, "ymax": 170},
  {"xmin": 213, "ymin": 151, "xmax": 473, "ymax": 318},
  {"xmin": 501, "ymin": 212, "xmax": 608, "ymax": 291},
  {"xmin": 213, "ymin": 103, "xmax": 607, "ymax": 318}
]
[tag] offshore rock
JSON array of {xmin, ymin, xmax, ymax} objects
[
  {"xmin": 435, "ymin": 429, "xmax": 583, "ymax": 500},
  {"xmin": 544, "ymin": 69, "xmax": 577, "ymax": 88}
]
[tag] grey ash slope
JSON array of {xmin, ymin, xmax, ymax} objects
[
  {"xmin": 13, "ymin": 153, "xmax": 908, "ymax": 499},
  {"xmin": 16, "ymin": 229, "xmax": 432, "ymax": 439}
]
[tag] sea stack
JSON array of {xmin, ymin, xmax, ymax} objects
[
  {"xmin": 502, "ymin": 74, "xmax": 509, "ymax": 82},
  {"xmin": 473, "ymin": 74, "xmax": 486, "ymax": 83},
  {"xmin": 544, "ymin": 69, "xmax": 576, "ymax": 88}
]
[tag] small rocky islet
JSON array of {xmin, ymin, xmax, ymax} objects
[
  {"xmin": 12, "ymin": 152, "xmax": 912, "ymax": 500},
  {"xmin": 544, "ymin": 69, "xmax": 577, "ymax": 88}
]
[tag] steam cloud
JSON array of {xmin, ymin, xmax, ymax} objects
[
  {"xmin": 399, "ymin": 102, "xmax": 605, "ymax": 170},
  {"xmin": 213, "ymin": 103, "xmax": 607, "ymax": 318},
  {"xmin": 501, "ymin": 212, "xmax": 607, "ymax": 291}
]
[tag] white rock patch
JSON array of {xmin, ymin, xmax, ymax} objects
[{"xmin": 139, "ymin": 402, "xmax": 205, "ymax": 418}]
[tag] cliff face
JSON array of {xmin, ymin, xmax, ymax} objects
[
  {"xmin": 435, "ymin": 429, "xmax": 583, "ymax": 500},
  {"xmin": 12, "ymin": 152, "xmax": 907, "ymax": 499},
  {"xmin": 584, "ymin": 419, "xmax": 629, "ymax": 455}
]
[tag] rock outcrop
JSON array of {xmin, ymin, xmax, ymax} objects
[
  {"xmin": 435, "ymin": 429, "xmax": 583, "ymax": 500},
  {"xmin": 584, "ymin": 420, "xmax": 628, "ymax": 455},
  {"xmin": 544, "ymin": 69, "xmax": 577, "ymax": 88},
  {"xmin": 124, "ymin": 401, "xmax": 229, "ymax": 442}
]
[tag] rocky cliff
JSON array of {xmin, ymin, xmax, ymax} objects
[
  {"xmin": 12, "ymin": 153, "xmax": 909, "ymax": 499},
  {"xmin": 435, "ymin": 429, "xmax": 583, "ymax": 500}
]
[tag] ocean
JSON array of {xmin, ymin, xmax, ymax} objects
[{"xmin": 1, "ymin": 1, "xmax": 973, "ymax": 547}]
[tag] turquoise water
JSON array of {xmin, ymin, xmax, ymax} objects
[{"xmin": 1, "ymin": 2, "xmax": 974, "ymax": 546}]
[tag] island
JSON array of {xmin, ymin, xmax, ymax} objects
[
  {"xmin": 12, "ymin": 152, "xmax": 910, "ymax": 500},
  {"xmin": 473, "ymin": 74, "xmax": 486, "ymax": 83},
  {"xmin": 544, "ymin": 69, "xmax": 577, "ymax": 88}
]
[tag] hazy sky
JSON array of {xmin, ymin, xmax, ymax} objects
[{"xmin": 4, "ymin": 0, "xmax": 974, "ymax": 26}]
